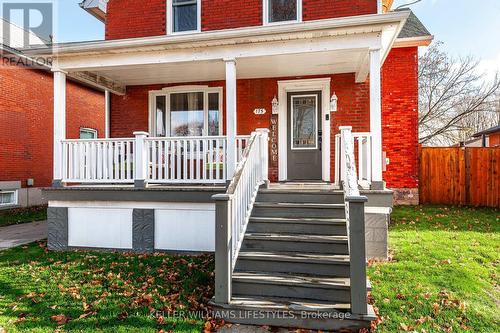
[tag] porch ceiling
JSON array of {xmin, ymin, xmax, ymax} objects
[{"xmin": 87, "ymin": 49, "xmax": 366, "ymax": 86}]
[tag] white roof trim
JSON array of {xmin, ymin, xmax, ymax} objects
[
  {"xmin": 394, "ymin": 35, "xmax": 434, "ymax": 48},
  {"xmin": 80, "ymin": 0, "xmax": 107, "ymax": 22},
  {"xmin": 45, "ymin": 11, "xmax": 409, "ymax": 56}
]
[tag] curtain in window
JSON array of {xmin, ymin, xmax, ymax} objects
[
  {"xmin": 173, "ymin": 0, "xmax": 198, "ymax": 32},
  {"xmin": 170, "ymin": 92, "xmax": 204, "ymax": 136}
]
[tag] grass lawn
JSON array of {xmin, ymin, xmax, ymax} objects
[
  {"xmin": 0, "ymin": 206, "xmax": 498, "ymax": 332},
  {"xmin": 0, "ymin": 243, "xmax": 214, "ymax": 332},
  {"xmin": 0, "ymin": 206, "xmax": 47, "ymax": 228},
  {"xmin": 368, "ymin": 206, "xmax": 500, "ymax": 333}
]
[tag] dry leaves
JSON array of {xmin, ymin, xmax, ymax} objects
[{"xmin": 51, "ymin": 314, "xmax": 70, "ymax": 325}]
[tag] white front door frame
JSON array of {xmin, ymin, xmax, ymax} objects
[{"xmin": 277, "ymin": 78, "xmax": 331, "ymax": 182}]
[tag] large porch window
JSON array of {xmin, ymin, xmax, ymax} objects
[{"xmin": 151, "ymin": 87, "xmax": 223, "ymax": 137}]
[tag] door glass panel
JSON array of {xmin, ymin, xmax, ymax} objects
[
  {"xmin": 292, "ymin": 96, "xmax": 317, "ymax": 149},
  {"xmin": 208, "ymin": 92, "xmax": 220, "ymax": 136},
  {"xmin": 269, "ymin": 0, "xmax": 297, "ymax": 23},
  {"xmin": 156, "ymin": 95, "xmax": 167, "ymax": 136},
  {"xmin": 170, "ymin": 92, "xmax": 204, "ymax": 136}
]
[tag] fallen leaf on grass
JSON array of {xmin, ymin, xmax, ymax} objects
[
  {"xmin": 51, "ymin": 314, "xmax": 70, "ymax": 325},
  {"xmin": 117, "ymin": 311, "xmax": 128, "ymax": 320}
]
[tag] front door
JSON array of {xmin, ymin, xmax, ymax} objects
[{"xmin": 287, "ymin": 91, "xmax": 322, "ymax": 181}]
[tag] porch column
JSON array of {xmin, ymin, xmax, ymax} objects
[
  {"xmin": 225, "ymin": 58, "xmax": 237, "ymax": 180},
  {"xmin": 105, "ymin": 90, "xmax": 111, "ymax": 138},
  {"xmin": 369, "ymin": 48, "xmax": 384, "ymax": 189},
  {"xmin": 52, "ymin": 69, "xmax": 67, "ymax": 187}
]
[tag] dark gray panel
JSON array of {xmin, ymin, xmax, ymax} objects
[
  {"xmin": 47, "ymin": 207, "xmax": 68, "ymax": 251},
  {"xmin": 132, "ymin": 209, "xmax": 154, "ymax": 253}
]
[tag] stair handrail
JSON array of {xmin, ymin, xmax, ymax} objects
[
  {"xmin": 339, "ymin": 126, "xmax": 369, "ymax": 316},
  {"xmin": 213, "ymin": 129, "xmax": 269, "ymax": 304}
]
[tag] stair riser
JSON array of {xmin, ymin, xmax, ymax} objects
[
  {"xmin": 247, "ymin": 222, "xmax": 347, "ymax": 236},
  {"xmin": 235, "ymin": 260, "xmax": 350, "ymax": 277},
  {"xmin": 257, "ymin": 193, "xmax": 344, "ymax": 204},
  {"xmin": 252, "ymin": 207, "xmax": 345, "ymax": 219},
  {"xmin": 233, "ymin": 282, "xmax": 350, "ymax": 303},
  {"xmin": 241, "ymin": 240, "xmax": 349, "ymax": 255}
]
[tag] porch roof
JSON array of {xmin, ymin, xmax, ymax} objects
[{"xmin": 40, "ymin": 11, "xmax": 410, "ymax": 93}]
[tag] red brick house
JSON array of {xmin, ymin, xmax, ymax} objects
[
  {"xmin": 0, "ymin": 19, "xmax": 105, "ymax": 209},
  {"xmin": 40, "ymin": 0, "xmax": 432, "ymax": 329}
]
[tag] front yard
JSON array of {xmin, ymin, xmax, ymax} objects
[
  {"xmin": 368, "ymin": 206, "xmax": 499, "ymax": 332},
  {"xmin": 0, "ymin": 205, "xmax": 498, "ymax": 332},
  {"xmin": 0, "ymin": 244, "xmax": 215, "ymax": 332}
]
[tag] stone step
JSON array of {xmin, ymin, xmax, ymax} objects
[
  {"xmin": 235, "ymin": 251, "xmax": 351, "ymax": 277},
  {"xmin": 247, "ymin": 217, "xmax": 347, "ymax": 235},
  {"xmin": 241, "ymin": 233, "xmax": 349, "ymax": 254},
  {"xmin": 252, "ymin": 202, "xmax": 345, "ymax": 219},
  {"xmin": 210, "ymin": 297, "xmax": 376, "ymax": 331},
  {"xmin": 232, "ymin": 271, "xmax": 358, "ymax": 302}
]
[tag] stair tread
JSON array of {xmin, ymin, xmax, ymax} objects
[
  {"xmin": 245, "ymin": 233, "xmax": 348, "ymax": 243},
  {"xmin": 254, "ymin": 202, "xmax": 345, "ymax": 209},
  {"xmin": 249, "ymin": 216, "xmax": 346, "ymax": 224},
  {"xmin": 229, "ymin": 296, "xmax": 351, "ymax": 312},
  {"xmin": 238, "ymin": 251, "xmax": 350, "ymax": 264},
  {"xmin": 233, "ymin": 271, "xmax": 351, "ymax": 289}
]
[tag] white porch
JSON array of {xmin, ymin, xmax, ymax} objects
[{"xmin": 49, "ymin": 11, "xmax": 410, "ymax": 188}]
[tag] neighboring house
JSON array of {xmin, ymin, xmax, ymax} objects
[
  {"xmin": 0, "ymin": 19, "xmax": 105, "ymax": 209},
  {"xmin": 464, "ymin": 125, "xmax": 500, "ymax": 147},
  {"xmin": 39, "ymin": 0, "xmax": 432, "ymax": 330}
]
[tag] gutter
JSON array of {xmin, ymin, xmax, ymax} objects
[{"xmin": 34, "ymin": 11, "xmax": 410, "ymax": 56}]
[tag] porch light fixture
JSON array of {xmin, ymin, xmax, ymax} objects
[
  {"xmin": 330, "ymin": 92, "xmax": 338, "ymax": 112},
  {"xmin": 272, "ymin": 96, "xmax": 279, "ymax": 114}
]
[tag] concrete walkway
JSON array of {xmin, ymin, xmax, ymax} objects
[{"xmin": 0, "ymin": 220, "xmax": 47, "ymax": 250}]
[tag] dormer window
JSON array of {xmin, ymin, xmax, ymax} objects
[
  {"xmin": 168, "ymin": 0, "xmax": 201, "ymax": 34},
  {"xmin": 264, "ymin": 0, "xmax": 302, "ymax": 24}
]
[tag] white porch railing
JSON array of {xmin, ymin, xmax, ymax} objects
[
  {"xmin": 61, "ymin": 138, "xmax": 135, "ymax": 183},
  {"xmin": 214, "ymin": 129, "xmax": 269, "ymax": 303},
  {"xmin": 337, "ymin": 126, "xmax": 369, "ymax": 316},
  {"xmin": 61, "ymin": 134, "xmax": 251, "ymax": 184},
  {"xmin": 334, "ymin": 131, "xmax": 372, "ymax": 188}
]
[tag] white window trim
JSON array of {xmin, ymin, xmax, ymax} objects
[
  {"xmin": 0, "ymin": 190, "xmax": 18, "ymax": 207},
  {"xmin": 167, "ymin": 0, "xmax": 202, "ymax": 35},
  {"xmin": 290, "ymin": 94, "xmax": 319, "ymax": 151},
  {"xmin": 149, "ymin": 85, "xmax": 224, "ymax": 137},
  {"xmin": 263, "ymin": 0, "xmax": 302, "ymax": 26},
  {"xmin": 79, "ymin": 128, "xmax": 98, "ymax": 139}
]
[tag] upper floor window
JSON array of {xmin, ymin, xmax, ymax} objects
[
  {"xmin": 168, "ymin": 0, "xmax": 201, "ymax": 34},
  {"xmin": 265, "ymin": 0, "xmax": 302, "ymax": 24}
]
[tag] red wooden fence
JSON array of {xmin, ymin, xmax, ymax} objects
[{"xmin": 419, "ymin": 147, "xmax": 500, "ymax": 207}]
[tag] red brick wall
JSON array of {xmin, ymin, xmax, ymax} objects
[
  {"xmin": 106, "ymin": 0, "xmax": 166, "ymax": 40},
  {"xmin": 381, "ymin": 47, "xmax": 419, "ymax": 189},
  {"xmin": 105, "ymin": 0, "xmax": 377, "ymax": 40},
  {"xmin": 303, "ymin": 0, "xmax": 377, "ymax": 21},
  {"xmin": 0, "ymin": 63, "xmax": 105, "ymax": 188}
]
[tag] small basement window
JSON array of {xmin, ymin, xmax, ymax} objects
[
  {"xmin": 79, "ymin": 128, "xmax": 98, "ymax": 139},
  {"xmin": 169, "ymin": 0, "xmax": 200, "ymax": 34},
  {"xmin": 265, "ymin": 0, "xmax": 301, "ymax": 24},
  {"xmin": 0, "ymin": 190, "xmax": 18, "ymax": 207}
]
